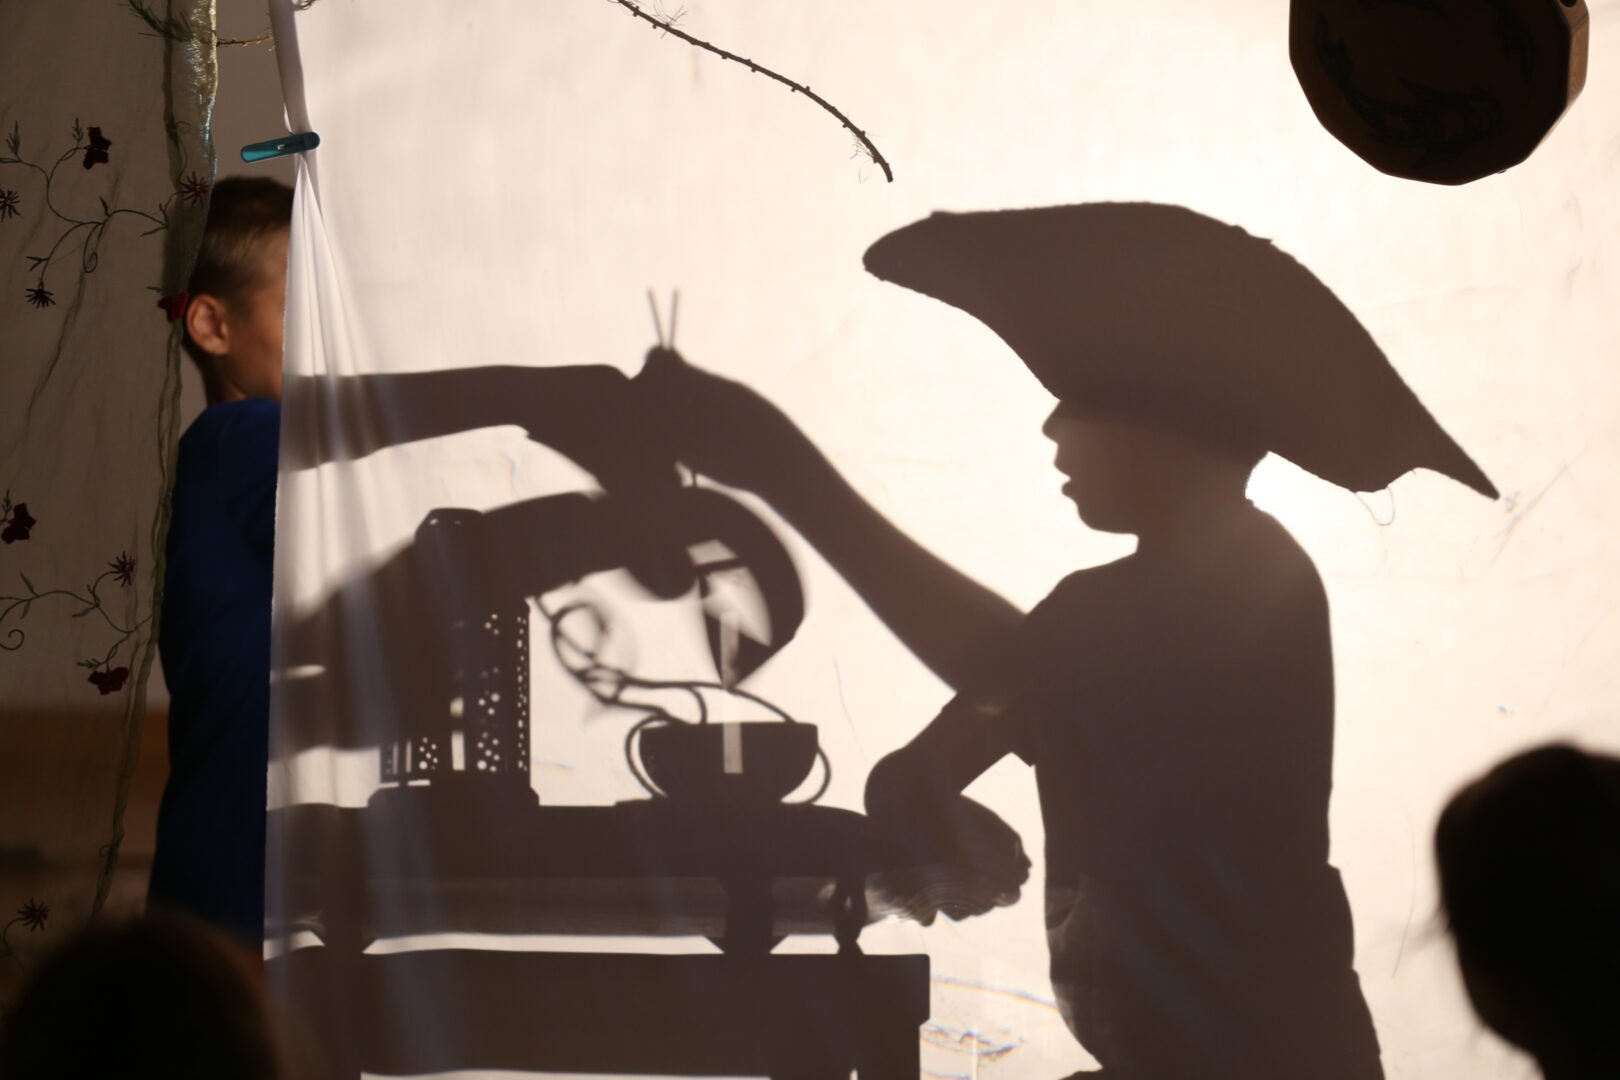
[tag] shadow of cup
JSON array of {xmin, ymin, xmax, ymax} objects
[{"xmin": 637, "ymin": 721, "xmax": 819, "ymax": 806}]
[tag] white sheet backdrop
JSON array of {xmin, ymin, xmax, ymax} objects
[{"xmin": 266, "ymin": 0, "xmax": 1620, "ymax": 1075}]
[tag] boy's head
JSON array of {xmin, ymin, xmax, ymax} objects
[
  {"xmin": 183, "ymin": 176, "xmax": 292, "ymax": 405},
  {"xmin": 1042, "ymin": 409, "xmax": 1263, "ymax": 535},
  {"xmin": 1436, "ymin": 744, "xmax": 1620, "ymax": 1073}
]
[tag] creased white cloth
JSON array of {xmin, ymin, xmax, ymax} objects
[{"xmin": 266, "ymin": 1, "xmax": 1620, "ymax": 1076}]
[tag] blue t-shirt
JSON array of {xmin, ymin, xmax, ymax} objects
[{"xmin": 150, "ymin": 398, "xmax": 278, "ymax": 945}]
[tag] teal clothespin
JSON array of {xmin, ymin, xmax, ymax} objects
[{"xmin": 241, "ymin": 131, "xmax": 320, "ymax": 164}]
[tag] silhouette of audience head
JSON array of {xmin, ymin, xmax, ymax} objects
[
  {"xmin": 0, "ymin": 914, "xmax": 282, "ymax": 1080},
  {"xmin": 1436, "ymin": 744, "xmax": 1620, "ymax": 1078}
]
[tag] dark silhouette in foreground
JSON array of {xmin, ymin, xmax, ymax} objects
[
  {"xmin": 1437, "ymin": 744, "xmax": 1620, "ymax": 1080},
  {"xmin": 637, "ymin": 202, "xmax": 1498, "ymax": 1076},
  {"xmin": 0, "ymin": 914, "xmax": 284, "ymax": 1080}
]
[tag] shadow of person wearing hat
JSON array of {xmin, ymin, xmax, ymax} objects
[{"xmin": 635, "ymin": 202, "xmax": 1496, "ymax": 1078}]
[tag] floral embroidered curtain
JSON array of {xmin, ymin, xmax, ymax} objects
[{"xmin": 0, "ymin": 0, "xmax": 215, "ymax": 998}]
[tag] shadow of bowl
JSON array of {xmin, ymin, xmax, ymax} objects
[{"xmin": 639, "ymin": 722, "xmax": 819, "ymax": 807}]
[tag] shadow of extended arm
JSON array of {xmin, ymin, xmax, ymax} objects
[
  {"xmin": 634, "ymin": 348, "xmax": 1023, "ymax": 694},
  {"xmin": 278, "ymin": 366, "xmax": 672, "ymax": 498},
  {"xmin": 778, "ymin": 450, "xmax": 1023, "ymax": 692}
]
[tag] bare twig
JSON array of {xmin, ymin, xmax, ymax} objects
[
  {"xmin": 217, "ymin": 32, "xmax": 274, "ymax": 48},
  {"xmin": 125, "ymin": 1, "xmax": 271, "ymax": 48},
  {"xmin": 607, "ymin": 0, "xmax": 893, "ymax": 183}
]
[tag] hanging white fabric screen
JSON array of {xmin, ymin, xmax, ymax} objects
[{"xmin": 264, "ymin": 1, "xmax": 1620, "ymax": 1077}]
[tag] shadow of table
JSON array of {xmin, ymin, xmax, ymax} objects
[{"xmin": 268, "ymin": 792, "xmax": 933, "ymax": 1079}]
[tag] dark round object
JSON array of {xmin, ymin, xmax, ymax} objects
[
  {"xmin": 639, "ymin": 721, "xmax": 818, "ymax": 805},
  {"xmin": 0, "ymin": 914, "xmax": 282, "ymax": 1080},
  {"xmin": 1291, "ymin": 0, "xmax": 1588, "ymax": 184}
]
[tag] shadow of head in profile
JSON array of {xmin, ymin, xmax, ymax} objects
[
  {"xmin": 852, "ymin": 203, "xmax": 1497, "ymax": 1077},
  {"xmin": 1437, "ymin": 744, "xmax": 1620, "ymax": 1080}
]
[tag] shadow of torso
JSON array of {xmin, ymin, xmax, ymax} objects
[{"xmin": 1004, "ymin": 504, "xmax": 1383, "ymax": 1077}]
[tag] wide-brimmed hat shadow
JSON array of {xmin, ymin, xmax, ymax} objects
[{"xmin": 864, "ymin": 202, "xmax": 1496, "ymax": 499}]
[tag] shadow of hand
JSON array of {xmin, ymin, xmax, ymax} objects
[
  {"xmin": 868, "ymin": 796, "xmax": 1030, "ymax": 925},
  {"xmin": 631, "ymin": 347, "xmax": 819, "ymax": 496}
]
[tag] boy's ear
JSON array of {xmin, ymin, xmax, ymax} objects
[{"xmin": 185, "ymin": 293, "xmax": 231, "ymax": 358}]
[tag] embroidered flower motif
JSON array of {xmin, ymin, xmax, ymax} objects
[
  {"xmin": 88, "ymin": 666, "xmax": 129, "ymax": 695},
  {"xmin": 0, "ymin": 189, "xmax": 18, "ymax": 221},
  {"xmin": 82, "ymin": 126, "xmax": 111, "ymax": 169},
  {"xmin": 160, "ymin": 293, "xmax": 189, "ymax": 320},
  {"xmin": 109, "ymin": 552, "xmax": 136, "ymax": 587},
  {"xmin": 15, "ymin": 899, "xmax": 49, "ymax": 932},
  {"xmin": 1, "ymin": 501, "xmax": 34, "ymax": 543},
  {"xmin": 157, "ymin": 292, "xmax": 189, "ymax": 321},
  {"xmin": 178, "ymin": 171, "xmax": 209, "ymax": 207},
  {"xmin": 25, "ymin": 282, "xmax": 53, "ymax": 308}
]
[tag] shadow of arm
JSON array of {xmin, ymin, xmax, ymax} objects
[
  {"xmin": 863, "ymin": 694, "xmax": 1029, "ymax": 921},
  {"xmin": 278, "ymin": 366, "xmax": 675, "ymax": 499},
  {"xmin": 634, "ymin": 348, "xmax": 1023, "ymax": 692}
]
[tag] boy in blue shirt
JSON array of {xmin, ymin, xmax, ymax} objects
[
  {"xmin": 148, "ymin": 178, "xmax": 681, "ymax": 951},
  {"xmin": 149, "ymin": 177, "xmax": 291, "ymax": 947}
]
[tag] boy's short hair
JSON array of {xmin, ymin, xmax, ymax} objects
[{"xmin": 182, "ymin": 176, "xmax": 293, "ymax": 367}]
